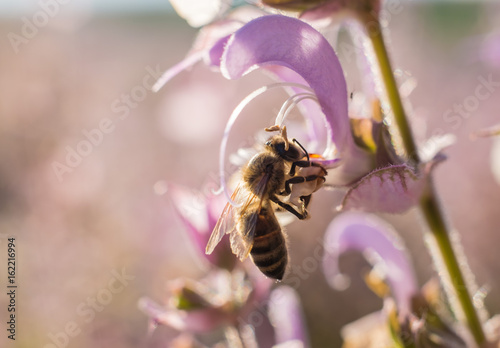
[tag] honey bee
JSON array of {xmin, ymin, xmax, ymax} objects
[{"xmin": 206, "ymin": 126, "xmax": 327, "ymax": 280}]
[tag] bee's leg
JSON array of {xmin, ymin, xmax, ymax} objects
[
  {"xmin": 269, "ymin": 195, "xmax": 308, "ymax": 220},
  {"xmin": 289, "ymin": 160, "xmax": 327, "ymax": 177},
  {"xmin": 292, "ymin": 138, "xmax": 310, "ymax": 161},
  {"xmin": 284, "ymin": 175, "xmax": 326, "ymax": 195}
]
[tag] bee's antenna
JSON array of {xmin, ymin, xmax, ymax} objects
[
  {"xmin": 265, "ymin": 125, "xmax": 281, "ymax": 132},
  {"xmin": 281, "ymin": 126, "xmax": 289, "ymax": 151},
  {"xmin": 293, "ymin": 138, "xmax": 309, "ymax": 162}
]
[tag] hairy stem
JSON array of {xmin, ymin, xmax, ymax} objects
[{"xmin": 358, "ymin": 12, "xmax": 486, "ymax": 346}]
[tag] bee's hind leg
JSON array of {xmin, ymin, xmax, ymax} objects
[{"xmin": 270, "ymin": 195, "xmax": 308, "ymax": 220}]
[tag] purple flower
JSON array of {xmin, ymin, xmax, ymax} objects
[
  {"xmin": 322, "ymin": 212, "xmax": 468, "ymax": 347},
  {"xmin": 217, "ymin": 14, "xmax": 443, "ymax": 213},
  {"xmin": 144, "ymin": 182, "xmax": 315, "ymax": 345},
  {"xmin": 139, "ymin": 267, "xmax": 311, "ymax": 346},
  {"xmin": 158, "ymin": 14, "xmax": 440, "ymax": 213},
  {"xmin": 322, "ymin": 211, "xmax": 418, "ymax": 318},
  {"xmin": 215, "ymin": 15, "xmax": 379, "ymax": 204},
  {"xmin": 139, "ymin": 267, "xmax": 272, "ymax": 334}
]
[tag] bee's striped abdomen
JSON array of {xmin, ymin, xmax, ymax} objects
[{"xmin": 251, "ymin": 228, "xmax": 288, "ymax": 280}]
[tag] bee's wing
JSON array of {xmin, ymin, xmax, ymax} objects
[
  {"xmin": 229, "ymin": 173, "xmax": 270, "ymax": 261},
  {"xmin": 205, "ymin": 184, "xmax": 243, "ymax": 255},
  {"xmin": 229, "ymin": 210, "xmax": 258, "ymax": 261}
]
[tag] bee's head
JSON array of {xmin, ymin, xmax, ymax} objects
[{"xmin": 266, "ymin": 135, "xmax": 303, "ymax": 161}]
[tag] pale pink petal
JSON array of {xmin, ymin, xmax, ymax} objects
[
  {"xmin": 338, "ymin": 164, "xmax": 426, "ymax": 214},
  {"xmin": 155, "ymin": 7, "xmax": 264, "ymax": 91},
  {"xmin": 268, "ymin": 286, "xmax": 310, "ymax": 347},
  {"xmin": 419, "ymin": 133, "xmax": 456, "ymax": 163},
  {"xmin": 323, "ymin": 211, "xmax": 418, "ymax": 318},
  {"xmin": 168, "ymin": 184, "xmax": 235, "ymax": 269},
  {"xmin": 138, "ymin": 297, "xmax": 228, "ymax": 333},
  {"xmin": 153, "ymin": 52, "xmax": 205, "ymax": 92}
]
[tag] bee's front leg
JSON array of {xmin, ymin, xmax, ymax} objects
[
  {"xmin": 269, "ymin": 195, "xmax": 308, "ymax": 220},
  {"xmin": 289, "ymin": 160, "xmax": 327, "ymax": 177}
]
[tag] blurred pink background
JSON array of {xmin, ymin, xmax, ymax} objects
[{"xmin": 0, "ymin": 2, "xmax": 499, "ymax": 347}]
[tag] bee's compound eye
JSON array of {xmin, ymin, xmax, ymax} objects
[{"xmin": 265, "ymin": 141, "xmax": 271, "ymax": 146}]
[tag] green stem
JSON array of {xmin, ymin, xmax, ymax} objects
[
  {"xmin": 365, "ymin": 19, "xmax": 420, "ymax": 164},
  {"xmin": 420, "ymin": 185, "xmax": 486, "ymax": 345},
  {"xmin": 359, "ymin": 13, "xmax": 486, "ymax": 346}
]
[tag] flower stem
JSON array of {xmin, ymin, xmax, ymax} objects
[
  {"xmin": 359, "ymin": 13, "xmax": 486, "ymax": 346},
  {"xmin": 363, "ymin": 19, "xmax": 420, "ymax": 165},
  {"xmin": 420, "ymin": 185, "xmax": 486, "ymax": 345}
]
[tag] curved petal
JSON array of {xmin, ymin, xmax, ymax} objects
[
  {"xmin": 323, "ymin": 211, "xmax": 418, "ymax": 318},
  {"xmin": 155, "ymin": 7, "xmax": 266, "ymax": 91},
  {"xmin": 221, "ymin": 15, "xmax": 352, "ymax": 153},
  {"xmin": 206, "ymin": 35, "xmax": 232, "ymax": 68},
  {"xmin": 419, "ymin": 133, "xmax": 456, "ymax": 163},
  {"xmin": 207, "ymin": 34, "xmax": 329, "ymax": 154},
  {"xmin": 268, "ymin": 286, "xmax": 309, "ymax": 347},
  {"xmin": 265, "ymin": 65, "xmax": 329, "ymax": 154},
  {"xmin": 168, "ymin": 184, "xmax": 235, "ymax": 269},
  {"xmin": 168, "ymin": 184, "xmax": 210, "ymax": 249},
  {"xmin": 153, "ymin": 52, "xmax": 205, "ymax": 92}
]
